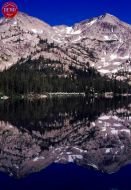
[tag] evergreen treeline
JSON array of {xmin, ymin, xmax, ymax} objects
[{"xmin": 0, "ymin": 58, "xmax": 130, "ymax": 96}]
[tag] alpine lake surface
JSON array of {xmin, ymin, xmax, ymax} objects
[{"xmin": 0, "ymin": 97, "xmax": 131, "ymax": 190}]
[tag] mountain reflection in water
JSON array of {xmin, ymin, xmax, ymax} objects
[{"xmin": 0, "ymin": 97, "xmax": 131, "ymax": 180}]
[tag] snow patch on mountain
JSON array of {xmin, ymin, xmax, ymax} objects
[
  {"xmin": 98, "ymin": 69, "xmax": 110, "ymax": 74},
  {"xmin": 110, "ymin": 54, "xmax": 118, "ymax": 60},
  {"xmin": 66, "ymin": 27, "xmax": 73, "ymax": 34},
  {"xmin": 72, "ymin": 36, "xmax": 82, "ymax": 43},
  {"xmin": 87, "ymin": 19, "xmax": 97, "ymax": 26},
  {"xmin": 104, "ymin": 35, "xmax": 110, "ymax": 41},
  {"xmin": 31, "ymin": 29, "xmax": 43, "ymax": 34}
]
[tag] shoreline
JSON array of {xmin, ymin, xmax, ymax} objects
[{"xmin": 1, "ymin": 92, "xmax": 131, "ymax": 100}]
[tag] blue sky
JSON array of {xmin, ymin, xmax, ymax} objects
[{"xmin": 0, "ymin": 0, "xmax": 131, "ymax": 26}]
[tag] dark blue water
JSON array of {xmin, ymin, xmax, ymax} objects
[{"xmin": 1, "ymin": 163, "xmax": 131, "ymax": 190}]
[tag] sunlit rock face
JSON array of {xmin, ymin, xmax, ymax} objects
[
  {"xmin": 0, "ymin": 98, "xmax": 130, "ymax": 178},
  {"xmin": 0, "ymin": 13, "xmax": 131, "ymax": 80}
]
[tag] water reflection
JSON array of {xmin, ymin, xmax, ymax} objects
[{"xmin": 0, "ymin": 97, "xmax": 130, "ymax": 178}]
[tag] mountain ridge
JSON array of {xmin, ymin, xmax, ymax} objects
[{"xmin": 0, "ymin": 12, "xmax": 131, "ymax": 83}]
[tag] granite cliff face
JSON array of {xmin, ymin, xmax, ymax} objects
[{"xmin": 0, "ymin": 12, "xmax": 131, "ymax": 80}]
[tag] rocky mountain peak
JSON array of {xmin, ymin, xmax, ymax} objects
[
  {"xmin": 0, "ymin": 12, "xmax": 130, "ymax": 80},
  {"xmin": 99, "ymin": 13, "xmax": 119, "ymax": 22},
  {"xmin": 0, "ymin": 11, "xmax": 52, "ymax": 36}
]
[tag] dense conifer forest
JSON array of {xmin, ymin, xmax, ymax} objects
[{"xmin": 0, "ymin": 58, "xmax": 130, "ymax": 96}]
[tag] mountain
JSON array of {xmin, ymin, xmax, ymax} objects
[{"xmin": 0, "ymin": 12, "xmax": 131, "ymax": 78}]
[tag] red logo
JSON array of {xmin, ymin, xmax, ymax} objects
[{"xmin": 2, "ymin": 2, "xmax": 18, "ymax": 18}]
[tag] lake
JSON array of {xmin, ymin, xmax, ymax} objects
[{"xmin": 0, "ymin": 97, "xmax": 131, "ymax": 190}]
